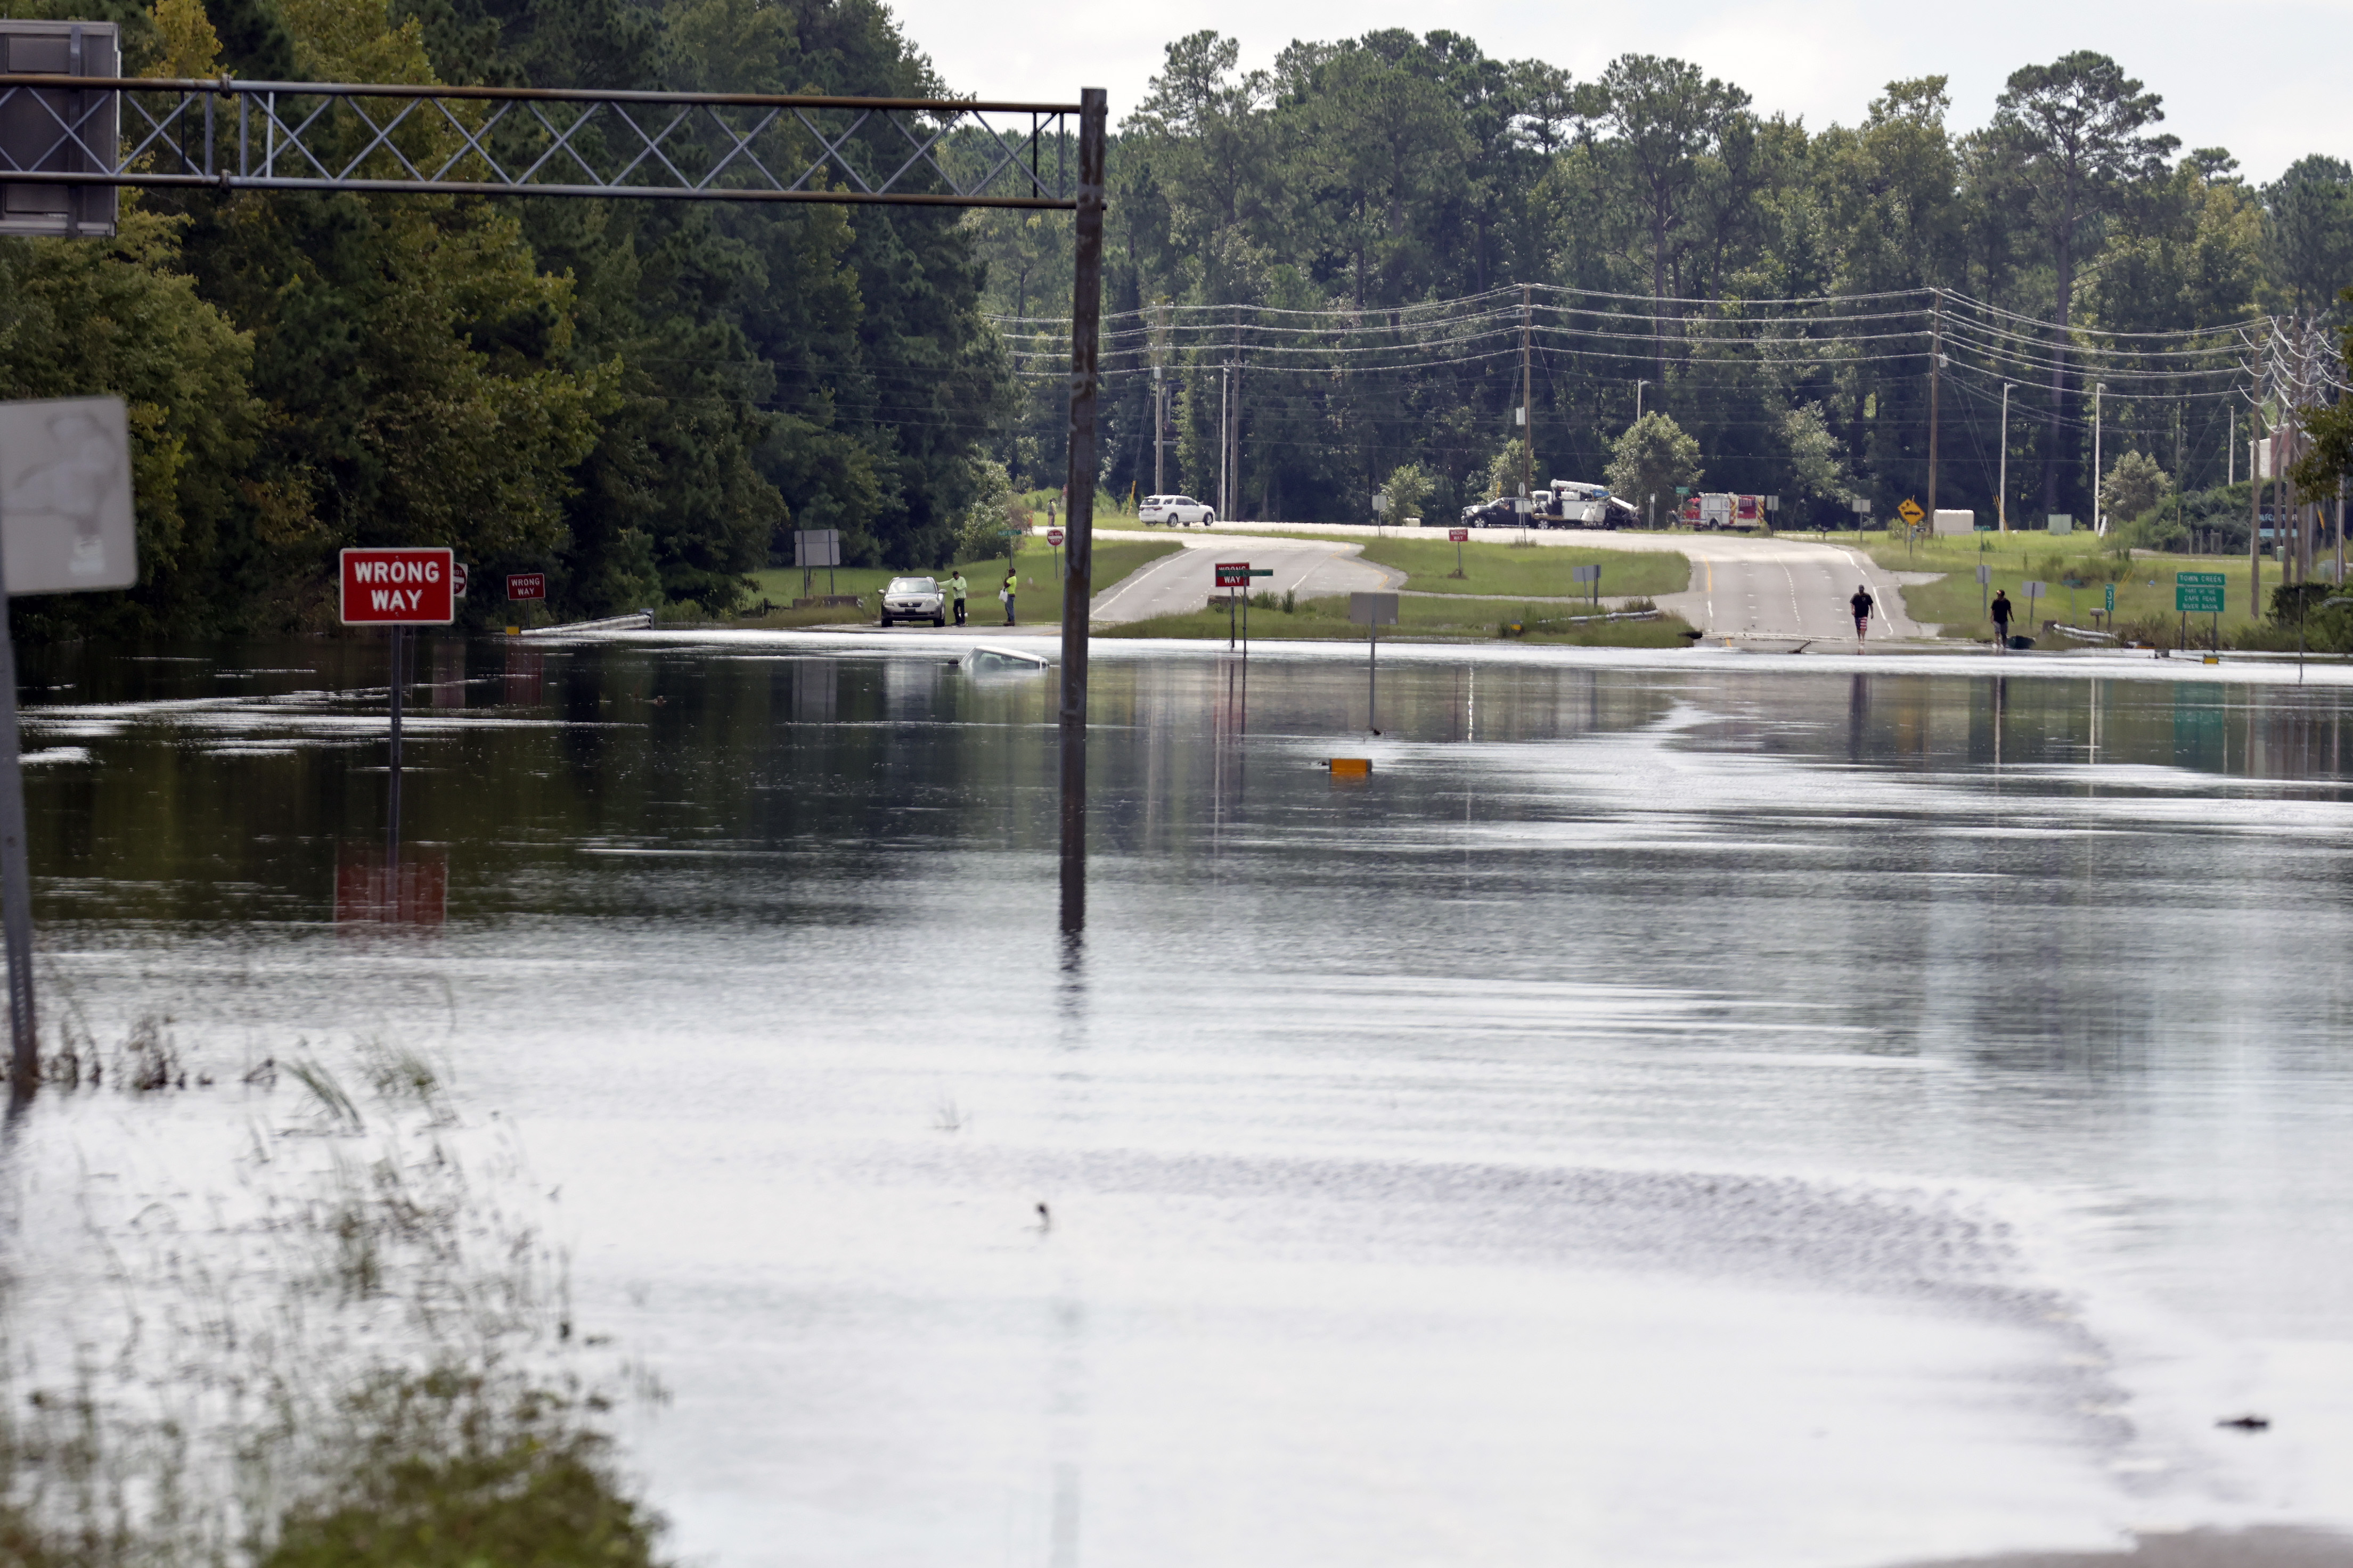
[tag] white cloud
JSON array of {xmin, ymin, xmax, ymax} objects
[{"xmin": 893, "ymin": 0, "xmax": 2349, "ymax": 182}]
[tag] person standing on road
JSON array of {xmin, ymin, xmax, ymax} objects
[
  {"xmin": 1002, "ymin": 568, "xmax": 1017, "ymax": 626},
  {"xmin": 1990, "ymin": 589, "xmax": 2013, "ymax": 651},
  {"xmin": 947, "ymin": 569, "xmax": 968, "ymax": 626},
  {"xmin": 1849, "ymin": 585, "xmax": 1875, "ymax": 652}
]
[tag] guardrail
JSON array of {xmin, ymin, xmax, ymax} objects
[{"xmin": 516, "ymin": 610, "xmax": 656, "ymax": 637}]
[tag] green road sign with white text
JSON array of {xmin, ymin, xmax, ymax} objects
[{"xmin": 2177, "ymin": 585, "xmax": 2224, "ymax": 613}]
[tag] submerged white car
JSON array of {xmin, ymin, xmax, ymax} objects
[
  {"xmin": 1139, "ymin": 494, "xmax": 1216, "ymax": 528},
  {"xmin": 879, "ymin": 576, "xmax": 946, "ymax": 627}
]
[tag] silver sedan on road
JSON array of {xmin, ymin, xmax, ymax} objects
[{"xmin": 879, "ymin": 576, "xmax": 946, "ymax": 627}]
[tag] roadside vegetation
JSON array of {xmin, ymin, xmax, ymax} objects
[
  {"xmin": 1824, "ymin": 527, "xmax": 2310, "ymax": 648},
  {"xmin": 734, "ymin": 538, "xmax": 1181, "ymax": 629}
]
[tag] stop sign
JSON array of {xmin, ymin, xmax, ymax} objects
[{"xmin": 1047, "ymin": 528, "xmax": 1065, "ymax": 546}]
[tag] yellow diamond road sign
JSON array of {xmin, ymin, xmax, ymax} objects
[{"xmin": 1897, "ymin": 498, "xmax": 1924, "ymax": 525}]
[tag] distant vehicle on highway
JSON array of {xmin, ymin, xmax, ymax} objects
[
  {"xmin": 1677, "ymin": 492, "xmax": 1769, "ymax": 530},
  {"xmin": 1459, "ymin": 499, "xmax": 1525, "ymax": 528},
  {"xmin": 1139, "ymin": 494, "xmax": 1217, "ymax": 527},
  {"xmin": 879, "ymin": 576, "xmax": 946, "ymax": 627},
  {"xmin": 1530, "ymin": 482, "xmax": 1636, "ymax": 529}
]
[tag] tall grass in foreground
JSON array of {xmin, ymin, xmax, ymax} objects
[{"xmin": 0, "ymin": 1015, "xmax": 667, "ymax": 1568}]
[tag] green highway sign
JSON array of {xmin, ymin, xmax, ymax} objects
[
  {"xmin": 2176, "ymin": 571, "xmax": 2226, "ymax": 585},
  {"xmin": 2177, "ymin": 584, "xmax": 2224, "ymax": 613},
  {"xmin": 2105, "ymin": 583, "xmax": 2115, "ymax": 613}
]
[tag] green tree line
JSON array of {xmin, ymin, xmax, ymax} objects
[
  {"xmin": 970, "ymin": 32, "xmax": 2353, "ymax": 528},
  {"xmin": 0, "ymin": 0, "xmax": 1013, "ymax": 638}
]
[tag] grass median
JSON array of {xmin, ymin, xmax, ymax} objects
[
  {"xmin": 1351, "ymin": 536, "xmax": 1690, "ymax": 598},
  {"xmin": 1188, "ymin": 529, "xmax": 1692, "ymax": 600},
  {"xmin": 1100, "ymin": 591, "xmax": 1697, "ymax": 646}
]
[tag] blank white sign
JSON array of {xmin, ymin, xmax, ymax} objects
[{"xmin": 0, "ymin": 396, "xmax": 135, "ymax": 595}]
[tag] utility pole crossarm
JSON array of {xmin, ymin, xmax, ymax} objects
[{"xmin": 0, "ymin": 73, "xmax": 1088, "ymax": 207}]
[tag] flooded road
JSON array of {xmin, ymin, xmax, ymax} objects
[{"xmin": 10, "ymin": 634, "xmax": 2353, "ymax": 1567}]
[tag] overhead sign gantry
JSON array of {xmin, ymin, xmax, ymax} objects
[{"xmin": 0, "ymin": 22, "xmax": 1109, "ymax": 1087}]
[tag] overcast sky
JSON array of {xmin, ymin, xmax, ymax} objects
[{"xmin": 894, "ymin": 0, "xmax": 2348, "ymax": 185}]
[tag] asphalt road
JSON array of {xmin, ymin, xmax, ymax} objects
[
  {"xmin": 1088, "ymin": 531, "xmax": 1401, "ymax": 624},
  {"xmin": 1638, "ymin": 532, "xmax": 1929, "ymax": 646}
]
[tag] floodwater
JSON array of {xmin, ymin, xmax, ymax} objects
[{"xmin": 11, "ymin": 632, "xmax": 2353, "ymax": 1567}]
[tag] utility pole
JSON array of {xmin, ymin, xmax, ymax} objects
[
  {"xmin": 1636, "ymin": 379, "xmax": 1647, "ymax": 423},
  {"xmin": 1228, "ymin": 311, "xmax": 1244, "ymax": 521},
  {"xmin": 1149, "ymin": 299, "xmax": 1170, "ymax": 499},
  {"xmin": 2175, "ymin": 403, "xmax": 2185, "ymax": 545},
  {"xmin": 1057, "ymin": 86, "xmax": 1107, "ymax": 934},
  {"xmin": 2286, "ymin": 416, "xmax": 2302, "ymax": 586},
  {"xmin": 2251, "ymin": 418, "xmax": 2264, "ymax": 613},
  {"xmin": 1521, "ymin": 283, "xmax": 1534, "ymax": 504},
  {"xmin": 1927, "ymin": 290, "xmax": 1942, "ymax": 523},
  {"xmin": 1218, "ymin": 363, "xmax": 1230, "ymax": 520},
  {"xmin": 1998, "ymin": 382, "xmax": 2013, "ymax": 532},
  {"xmin": 2091, "ymin": 382, "xmax": 2106, "ymax": 535}
]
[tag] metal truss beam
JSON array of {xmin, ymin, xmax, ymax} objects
[{"xmin": 0, "ymin": 75, "xmax": 1083, "ymax": 208}]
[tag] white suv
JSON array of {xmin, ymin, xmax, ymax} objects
[{"xmin": 1139, "ymin": 494, "xmax": 1216, "ymax": 528}]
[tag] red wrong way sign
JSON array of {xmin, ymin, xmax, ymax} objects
[
  {"xmin": 340, "ymin": 547, "xmax": 456, "ymax": 625},
  {"xmin": 1214, "ymin": 561, "xmax": 1251, "ymax": 588},
  {"xmin": 1448, "ymin": 528, "xmax": 1469, "ymax": 543},
  {"xmin": 1046, "ymin": 528, "xmax": 1065, "ymax": 547},
  {"xmin": 506, "ymin": 571, "xmax": 547, "ymax": 602}
]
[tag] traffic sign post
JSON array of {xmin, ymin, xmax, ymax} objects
[
  {"xmin": 1215, "ymin": 563, "xmax": 1271, "ymax": 648},
  {"xmin": 0, "ymin": 395, "xmax": 137, "ymax": 1089},
  {"xmin": 1978, "ymin": 562, "xmax": 1991, "ymax": 618},
  {"xmin": 794, "ymin": 527, "xmax": 841, "ymax": 597},
  {"xmin": 1448, "ymin": 527, "xmax": 1468, "ymax": 577},
  {"xmin": 340, "ymin": 547, "xmax": 457, "ymax": 873},
  {"xmin": 2176, "ymin": 572, "xmax": 2225, "ymax": 652},
  {"xmin": 507, "ymin": 572, "xmax": 547, "ymax": 602},
  {"xmin": 1047, "ymin": 527, "xmax": 1064, "ymax": 582},
  {"xmin": 1572, "ymin": 561, "xmax": 1601, "ymax": 611},
  {"xmin": 1349, "ymin": 592, "xmax": 1400, "ymax": 733}
]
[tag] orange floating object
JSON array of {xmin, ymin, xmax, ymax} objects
[{"xmin": 1329, "ymin": 758, "xmax": 1371, "ymax": 777}]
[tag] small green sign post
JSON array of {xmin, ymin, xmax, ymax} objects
[{"xmin": 2176, "ymin": 572, "xmax": 2224, "ymax": 652}]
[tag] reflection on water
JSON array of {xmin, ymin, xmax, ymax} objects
[{"xmin": 13, "ymin": 635, "xmax": 2353, "ymax": 1567}]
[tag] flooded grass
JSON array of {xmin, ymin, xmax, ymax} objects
[{"xmin": 0, "ymin": 1021, "xmax": 666, "ymax": 1568}]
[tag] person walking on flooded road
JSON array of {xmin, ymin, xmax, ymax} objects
[
  {"xmin": 1849, "ymin": 585, "xmax": 1875, "ymax": 652},
  {"xmin": 1990, "ymin": 589, "xmax": 2012, "ymax": 651}
]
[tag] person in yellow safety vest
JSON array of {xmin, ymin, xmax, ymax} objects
[
  {"xmin": 946, "ymin": 569, "xmax": 968, "ymax": 626},
  {"xmin": 1001, "ymin": 568, "xmax": 1017, "ymax": 626}
]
